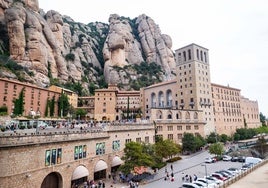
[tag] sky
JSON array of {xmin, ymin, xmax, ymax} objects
[{"xmin": 39, "ymin": 0, "xmax": 268, "ymax": 116}]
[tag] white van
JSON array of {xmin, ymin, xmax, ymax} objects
[{"xmin": 245, "ymin": 157, "xmax": 262, "ymax": 165}]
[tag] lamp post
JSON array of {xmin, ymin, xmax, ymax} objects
[{"xmin": 201, "ymin": 164, "xmax": 208, "ymax": 186}]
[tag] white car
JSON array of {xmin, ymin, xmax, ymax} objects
[
  {"xmin": 222, "ymin": 155, "xmax": 232, "ymax": 161},
  {"xmin": 181, "ymin": 182, "xmax": 200, "ymax": 188},
  {"xmin": 193, "ymin": 181, "xmax": 208, "ymax": 188},
  {"xmin": 196, "ymin": 178, "xmax": 218, "ymax": 188},
  {"xmin": 227, "ymin": 167, "xmax": 241, "ymax": 175},
  {"xmin": 204, "ymin": 176, "xmax": 223, "ymax": 186},
  {"xmin": 205, "ymin": 157, "xmax": 216, "ymax": 163}
]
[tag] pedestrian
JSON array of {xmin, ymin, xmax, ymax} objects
[
  {"xmin": 170, "ymin": 164, "xmax": 173, "ymax": 171},
  {"xmin": 189, "ymin": 175, "xmax": 192, "ymax": 183},
  {"xmin": 193, "ymin": 174, "xmax": 197, "ymax": 181},
  {"xmin": 165, "ymin": 167, "xmax": 167, "ymax": 173},
  {"xmin": 171, "ymin": 172, "xmax": 174, "ymax": 177}
]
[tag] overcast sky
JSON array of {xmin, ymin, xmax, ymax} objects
[{"xmin": 39, "ymin": 0, "xmax": 268, "ymax": 116}]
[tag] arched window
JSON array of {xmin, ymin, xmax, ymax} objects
[
  {"xmin": 183, "ymin": 51, "xmax": 186, "ymax": 61},
  {"xmin": 188, "ymin": 49, "xmax": 191, "ymax": 60},
  {"xmin": 197, "ymin": 49, "xmax": 199, "ymax": 60},
  {"xmin": 158, "ymin": 91, "xmax": 164, "ymax": 107},
  {"xmin": 167, "ymin": 111, "xmax": 172, "ymax": 119},
  {"xmin": 186, "ymin": 111, "xmax": 190, "ymax": 119},
  {"xmin": 151, "ymin": 93, "xmax": 156, "ymax": 108},
  {"xmin": 176, "ymin": 112, "xmax": 182, "ymax": 119},
  {"xmin": 194, "ymin": 112, "xmax": 198, "ymax": 119},
  {"xmin": 166, "ymin": 90, "xmax": 172, "ymax": 107},
  {"xmin": 200, "ymin": 50, "xmax": 203, "ymax": 61},
  {"xmin": 157, "ymin": 110, "xmax": 163, "ymax": 119}
]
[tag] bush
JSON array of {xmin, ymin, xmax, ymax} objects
[
  {"xmin": 65, "ymin": 53, "xmax": 75, "ymax": 61},
  {"xmin": 166, "ymin": 156, "xmax": 182, "ymax": 163}
]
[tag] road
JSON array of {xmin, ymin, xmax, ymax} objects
[{"xmin": 140, "ymin": 151, "xmax": 243, "ymax": 188}]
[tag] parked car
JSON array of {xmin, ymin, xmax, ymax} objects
[
  {"xmin": 181, "ymin": 182, "xmax": 201, "ymax": 188},
  {"xmin": 218, "ymin": 170, "xmax": 234, "ymax": 177},
  {"xmin": 204, "ymin": 176, "xmax": 223, "ymax": 186},
  {"xmin": 231, "ymin": 156, "xmax": 238, "ymax": 162},
  {"xmin": 215, "ymin": 171, "xmax": 232, "ymax": 179},
  {"xmin": 245, "ymin": 157, "xmax": 262, "ymax": 165},
  {"xmin": 241, "ymin": 163, "xmax": 254, "ymax": 171},
  {"xmin": 227, "ymin": 167, "xmax": 241, "ymax": 175},
  {"xmin": 222, "ymin": 155, "xmax": 232, "ymax": 161},
  {"xmin": 211, "ymin": 173, "xmax": 228, "ymax": 181},
  {"xmin": 193, "ymin": 181, "xmax": 209, "ymax": 188},
  {"xmin": 238, "ymin": 156, "xmax": 246, "ymax": 163},
  {"xmin": 205, "ymin": 157, "xmax": 216, "ymax": 163},
  {"xmin": 196, "ymin": 178, "xmax": 218, "ymax": 188}
]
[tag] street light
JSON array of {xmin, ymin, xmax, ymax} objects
[{"xmin": 201, "ymin": 164, "xmax": 208, "ymax": 186}]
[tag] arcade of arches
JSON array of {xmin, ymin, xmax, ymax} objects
[{"xmin": 40, "ymin": 157, "xmax": 123, "ymax": 188}]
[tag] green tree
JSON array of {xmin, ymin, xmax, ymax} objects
[
  {"xmin": 206, "ymin": 132, "xmax": 219, "ymax": 143},
  {"xmin": 195, "ymin": 134, "xmax": 207, "ymax": 149},
  {"xmin": 219, "ymin": 134, "xmax": 229, "ymax": 143},
  {"xmin": 75, "ymin": 108, "xmax": 87, "ymax": 120},
  {"xmin": 58, "ymin": 92, "xmax": 70, "ymax": 117},
  {"xmin": 119, "ymin": 142, "xmax": 154, "ymax": 174},
  {"xmin": 182, "ymin": 133, "xmax": 196, "ymax": 153},
  {"xmin": 209, "ymin": 142, "xmax": 224, "ymax": 157},
  {"xmin": 155, "ymin": 139, "xmax": 181, "ymax": 160},
  {"xmin": 13, "ymin": 88, "xmax": 25, "ymax": 116},
  {"xmin": 260, "ymin": 112, "xmax": 266, "ymax": 126}
]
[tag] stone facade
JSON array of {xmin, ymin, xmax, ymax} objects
[
  {"xmin": 175, "ymin": 44, "xmax": 215, "ymax": 136},
  {"xmin": 0, "ymin": 124, "xmax": 154, "ymax": 188}
]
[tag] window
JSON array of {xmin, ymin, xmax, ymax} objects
[
  {"xmin": 125, "ymin": 139, "xmax": 132, "ymax": 144},
  {"xmin": 177, "ymin": 126, "xmax": 182, "ymax": 130},
  {"xmin": 45, "ymin": 148, "xmax": 62, "ymax": 166},
  {"xmin": 74, "ymin": 145, "xmax": 87, "ymax": 160},
  {"xmin": 194, "ymin": 125, "xmax": 199, "ymax": 130},
  {"xmin": 186, "ymin": 125, "xmax": 191, "ymax": 130},
  {"xmin": 177, "ymin": 134, "xmax": 183, "ymax": 139},
  {"xmin": 136, "ymin": 137, "xmax": 142, "ymax": 143},
  {"xmin": 112, "ymin": 140, "xmax": 120, "ymax": 151},
  {"xmin": 188, "ymin": 49, "xmax": 191, "ymax": 60},
  {"xmin": 145, "ymin": 136, "xmax": 149, "ymax": 143},
  {"xmin": 183, "ymin": 51, "xmax": 186, "ymax": 61},
  {"xmin": 168, "ymin": 134, "xmax": 173, "ymax": 140},
  {"xmin": 96, "ymin": 142, "xmax": 105, "ymax": 155},
  {"xmin": 197, "ymin": 49, "xmax": 199, "ymax": 59},
  {"xmin": 168, "ymin": 126, "xmax": 173, "ymax": 131},
  {"xmin": 157, "ymin": 126, "xmax": 163, "ymax": 131}
]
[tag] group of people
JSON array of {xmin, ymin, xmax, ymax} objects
[
  {"xmin": 181, "ymin": 173, "xmax": 198, "ymax": 183},
  {"xmin": 164, "ymin": 164, "xmax": 175, "ymax": 182}
]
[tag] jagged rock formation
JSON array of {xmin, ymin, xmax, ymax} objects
[{"xmin": 0, "ymin": 0, "xmax": 177, "ymax": 93}]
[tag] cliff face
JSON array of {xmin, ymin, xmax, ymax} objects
[{"xmin": 0, "ymin": 0, "xmax": 176, "ymax": 93}]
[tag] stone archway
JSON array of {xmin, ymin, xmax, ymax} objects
[{"xmin": 41, "ymin": 172, "xmax": 63, "ymax": 188}]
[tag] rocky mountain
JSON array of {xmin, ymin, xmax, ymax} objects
[{"xmin": 0, "ymin": 0, "xmax": 176, "ymax": 95}]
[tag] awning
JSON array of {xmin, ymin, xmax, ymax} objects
[
  {"xmin": 94, "ymin": 160, "xmax": 108, "ymax": 172},
  {"xmin": 71, "ymin": 166, "xmax": 89, "ymax": 180},
  {"xmin": 112, "ymin": 156, "xmax": 123, "ymax": 167}
]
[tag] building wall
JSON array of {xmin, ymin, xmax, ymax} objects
[
  {"xmin": 0, "ymin": 78, "xmax": 61, "ymax": 117},
  {"xmin": 211, "ymin": 83, "xmax": 244, "ymax": 135},
  {"xmin": 142, "ymin": 80, "xmax": 178, "ymax": 119},
  {"xmin": 175, "ymin": 44, "xmax": 214, "ymax": 136},
  {"xmin": 150, "ymin": 108, "xmax": 205, "ymax": 144},
  {"xmin": 0, "ymin": 124, "xmax": 155, "ymax": 188},
  {"xmin": 94, "ymin": 86, "xmax": 118, "ymax": 121},
  {"xmin": 49, "ymin": 85, "xmax": 78, "ymax": 108},
  {"xmin": 241, "ymin": 96, "xmax": 260, "ymax": 129}
]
